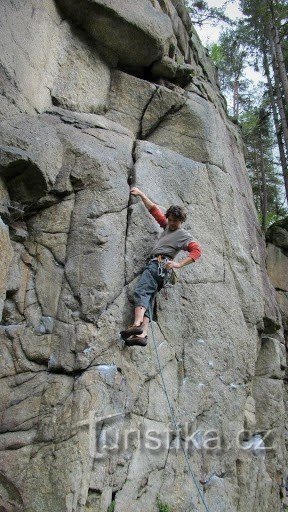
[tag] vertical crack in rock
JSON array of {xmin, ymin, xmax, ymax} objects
[
  {"xmin": 143, "ymin": 96, "xmax": 187, "ymax": 140},
  {"xmin": 138, "ymin": 86, "xmax": 159, "ymax": 139},
  {"xmin": 124, "ymin": 139, "xmax": 137, "ymax": 285},
  {"xmin": 138, "ymin": 85, "xmax": 188, "ymax": 140}
]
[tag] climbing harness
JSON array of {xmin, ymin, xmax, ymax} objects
[
  {"xmin": 151, "ymin": 254, "xmax": 177, "ymax": 299},
  {"xmin": 148, "ymin": 303, "xmax": 212, "ymax": 512},
  {"xmin": 156, "ymin": 255, "xmax": 169, "ymax": 278}
]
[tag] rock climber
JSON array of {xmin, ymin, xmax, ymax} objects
[{"xmin": 120, "ymin": 187, "xmax": 202, "ymax": 347}]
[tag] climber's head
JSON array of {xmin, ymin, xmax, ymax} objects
[{"xmin": 165, "ymin": 205, "xmax": 187, "ymax": 231}]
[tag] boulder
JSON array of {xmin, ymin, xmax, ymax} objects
[
  {"xmin": 0, "ymin": 0, "xmax": 63, "ymax": 112},
  {"xmin": 266, "ymin": 243, "xmax": 288, "ymax": 291},
  {"xmin": 51, "ymin": 26, "xmax": 111, "ymax": 114},
  {"xmin": 266, "ymin": 216, "xmax": 288, "ymax": 249},
  {"xmin": 55, "ymin": 0, "xmax": 175, "ymax": 68}
]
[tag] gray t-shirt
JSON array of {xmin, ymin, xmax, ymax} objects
[{"xmin": 152, "ymin": 227, "xmax": 194, "ymax": 259}]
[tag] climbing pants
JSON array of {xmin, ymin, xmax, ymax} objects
[{"xmin": 134, "ymin": 260, "xmax": 167, "ymax": 318}]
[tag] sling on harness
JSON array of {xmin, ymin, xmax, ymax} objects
[{"xmin": 153, "ymin": 255, "xmax": 178, "ymax": 299}]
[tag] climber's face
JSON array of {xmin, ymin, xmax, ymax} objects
[{"xmin": 167, "ymin": 215, "xmax": 182, "ymax": 231}]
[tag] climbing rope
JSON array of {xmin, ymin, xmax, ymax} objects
[{"xmin": 148, "ymin": 303, "xmax": 212, "ymax": 512}]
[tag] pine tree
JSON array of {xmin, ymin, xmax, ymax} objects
[
  {"xmin": 209, "ymin": 27, "xmax": 248, "ymax": 119},
  {"xmin": 241, "ymin": 105, "xmax": 286, "ymax": 230},
  {"xmin": 240, "ymin": 0, "xmax": 288, "ymax": 202},
  {"xmin": 184, "ymin": 0, "xmax": 232, "ymax": 26},
  {"xmin": 205, "ymin": 5, "xmax": 288, "ymax": 223}
]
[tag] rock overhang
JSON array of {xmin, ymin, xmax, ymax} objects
[{"xmin": 55, "ymin": 0, "xmax": 175, "ymax": 68}]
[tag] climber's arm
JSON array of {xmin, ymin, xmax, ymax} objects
[
  {"xmin": 130, "ymin": 187, "xmax": 154, "ymax": 209},
  {"xmin": 130, "ymin": 187, "xmax": 167, "ymax": 228},
  {"xmin": 166, "ymin": 241, "xmax": 202, "ymax": 269}
]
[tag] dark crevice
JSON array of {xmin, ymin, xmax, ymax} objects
[
  {"xmin": 124, "ymin": 139, "xmax": 137, "ymax": 285},
  {"xmin": 143, "ymin": 99, "xmax": 187, "ymax": 140},
  {"xmin": 5, "ymin": 193, "xmax": 73, "ymax": 222},
  {"xmin": 116, "ymin": 63, "xmax": 151, "ymax": 82},
  {"xmin": 51, "ymin": 96, "xmax": 61, "ymax": 107},
  {"xmin": 47, "ymin": 365, "xmax": 88, "ymax": 377},
  {"xmin": 131, "ymin": 139, "xmax": 138, "ymax": 166},
  {"xmin": 136, "ymin": 86, "xmax": 188, "ymax": 141},
  {"xmin": 124, "ymin": 207, "xmax": 132, "ymax": 286},
  {"xmin": 137, "ymin": 87, "xmax": 158, "ymax": 139}
]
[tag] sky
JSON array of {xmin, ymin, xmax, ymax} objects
[
  {"xmin": 196, "ymin": 0, "xmax": 263, "ymax": 83},
  {"xmin": 197, "ymin": 1, "xmax": 286, "ymax": 205},
  {"xmin": 196, "ymin": 0, "xmax": 242, "ymax": 46}
]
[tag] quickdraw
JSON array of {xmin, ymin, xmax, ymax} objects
[
  {"xmin": 156, "ymin": 255, "xmax": 174, "ymax": 300},
  {"xmin": 156, "ymin": 255, "xmax": 171, "ymax": 278}
]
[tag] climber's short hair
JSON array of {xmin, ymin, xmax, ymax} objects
[{"xmin": 165, "ymin": 205, "xmax": 187, "ymax": 222}]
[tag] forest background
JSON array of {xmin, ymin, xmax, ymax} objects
[{"xmin": 186, "ymin": 0, "xmax": 288, "ymax": 231}]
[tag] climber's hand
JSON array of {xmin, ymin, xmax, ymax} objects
[
  {"xmin": 130, "ymin": 187, "xmax": 143, "ymax": 197},
  {"xmin": 165, "ymin": 261, "xmax": 181, "ymax": 269}
]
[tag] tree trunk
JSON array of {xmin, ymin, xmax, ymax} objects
[
  {"xmin": 263, "ymin": 46, "xmax": 288, "ymax": 190},
  {"xmin": 233, "ymin": 77, "xmax": 239, "ymax": 119},
  {"xmin": 267, "ymin": 33, "xmax": 288, "ymax": 203},
  {"xmin": 259, "ymin": 136, "xmax": 268, "ymax": 232},
  {"xmin": 254, "ymin": 152, "xmax": 261, "ymax": 213},
  {"xmin": 268, "ymin": 1, "xmax": 288, "ymax": 106},
  {"xmin": 268, "ymin": 26, "xmax": 288, "ymax": 133},
  {"xmin": 273, "ymin": 25, "xmax": 288, "ymax": 105}
]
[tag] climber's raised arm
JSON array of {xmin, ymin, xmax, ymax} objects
[
  {"xmin": 130, "ymin": 187, "xmax": 167, "ymax": 228},
  {"xmin": 130, "ymin": 187, "xmax": 155, "ymax": 210}
]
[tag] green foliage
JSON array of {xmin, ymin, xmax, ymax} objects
[
  {"xmin": 209, "ymin": 43, "xmax": 223, "ymax": 66},
  {"xmin": 184, "ymin": 0, "xmax": 233, "ymax": 27},
  {"xmin": 156, "ymin": 498, "xmax": 173, "ymax": 512},
  {"xmin": 240, "ymin": 105, "xmax": 287, "ymax": 225},
  {"xmin": 204, "ymin": 0, "xmax": 288, "ymax": 220},
  {"xmin": 259, "ymin": 210, "xmax": 287, "ymax": 228},
  {"xmin": 208, "ymin": 24, "xmax": 262, "ymax": 118},
  {"xmin": 107, "ymin": 501, "xmax": 115, "ymax": 512},
  {"xmin": 215, "ymin": 27, "xmax": 247, "ymax": 77}
]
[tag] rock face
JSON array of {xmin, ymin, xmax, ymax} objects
[
  {"xmin": 0, "ymin": 1, "xmax": 287, "ymax": 512},
  {"xmin": 267, "ymin": 218, "xmax": 288, "ymax": 339}
]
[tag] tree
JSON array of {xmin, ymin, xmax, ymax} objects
[
  {"xmin": 191, "ymin": 0, "xmax": 288, "ymax": 219},
  {"xmin": 241, "ymin": 106, "xmax": 286, "ymax": 230},
  {"xmin": 209, "ymin": 26, "xmax": 248, "ymax": 119},
  {"xmin": 240, "ymin": 0, "xmax": 288, "ymax": 202},
  {"xmin": 184, "ymin": 0, "xmax": 232, "ymax": 27},
  {"xmin": 263, "ymin": 47, "xmax": 288, "ymax": 188},
  {"xmin": 206, "ymin": 6, "xmax": 287, "ymax": 224}
]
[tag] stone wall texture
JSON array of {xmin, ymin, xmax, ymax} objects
[
  {"xmin": 0, "ymin": 1, "xmax": 287, "ymax": 511},
  {"xmin": 267, "ymin": 218, "xmax": 288, "ymax": 341}
]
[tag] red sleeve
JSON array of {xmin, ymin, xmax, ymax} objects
[
  {"xmin": 149, "ymin": 205, "xmax": 167, "ymax": 228},
  {"xmin": 187, "ymin": 241, "xmax": 202, "ymax": 261}
]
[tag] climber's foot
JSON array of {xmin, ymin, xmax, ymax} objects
[
  {"xmin": 125, "ymin": 335, "xmax": 148, "ymax": 347},
  {"xmin": 120, "ymin": 324, "xmax": 143, "ymax": 340}
]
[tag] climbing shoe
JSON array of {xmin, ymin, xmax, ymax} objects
[
  {"xmin": 125, "ymin": 335, "xmax": 148, "ymax": 347},
  {"xmin": 120, "ymin": 324, "xmax": 143, "ymax": 340}
]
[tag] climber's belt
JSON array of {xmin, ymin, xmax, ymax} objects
[
  {"xmin": 149, "ymin": 254, "xmax": 173, "ymax": 278},
  {"xmin": 150, "ymin": 254, "xmax": 172, "ymax": 262}
]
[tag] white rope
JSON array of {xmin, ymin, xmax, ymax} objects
[{"xmin": 148, "ymin": 304, "xmax": 212, "ymax": 512}]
